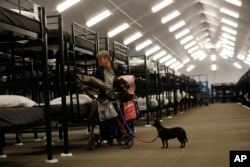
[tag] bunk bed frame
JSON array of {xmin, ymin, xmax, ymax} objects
[
  {"xmin": 237, "ymin": 69, "xmax": 250, "ymax": 107},
  {"xmin": 0, "ymin": 0, "xmax": 56, "ymax": 162},
  {"xmin": 129, "ymin": 55, "xmax": 159, "ymax": 125}
]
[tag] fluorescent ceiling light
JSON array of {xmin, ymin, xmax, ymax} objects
[
  {"xmin": 182, "ymin": 58, "xmax": 190, "ymax": 64},
  {"xmin": 108, "ymin": 23, "xmax": 129, "ymax": 37},
  {"xmin": 219, "ymin": 52, "xmax": 229, "ymax": 59},
  {"xmin": 193, "ymin": 54, "xmax": 203, "ymax": 60},
  {"xmin": 187, "ymin": 45, "xmax": 199, "ymax": 54},
  {"xmin": 222, "ymin": 39, "xmax": 235, "ymax": 47},
  {"xmin": 211, "ymin": 64, "xmax": 217, "ymax": 71},
  {"xmin": 175, "ymin": 29, "xmax": 190, "ymax": 39},
  {"xmin": 169, "ymin": 20, "xmax": 186, "ymax": 32},
  {"xmin": 197, "ymin": 32, "xmax": 210, "ymax": 41},
  {"xmin": 161, "ymin": 10, "xmax": 180, "ymax": 24},
  {"xmin": 211, "ymin": 55, "xmax": 217, "ymax": 61},
  {"xmin": 221, "ymin": 48, "xmax": 234, "ymax": 57},
  {"xmin": 159, "ymin": 54, "xmax": 172, "ymax": 63},
  {"xmin": 180, "ymin": 35, "xmax": 194, "ymax": 45},
  {"xmin": 86, "ymin": 10, "xmax": 111, "ymax": 27},
  {"xmin": 199, "ymin": 54, "xmax": 207, "ymax": 61},
  {"xmin": 191, "ymin": 50, "xmax": 206, "ymax": 60},
  {"xmin": 233, "ymin": 62, "xmax": 242, "ymax": 69},
  {"xmin": 57, "ymin": 0, "xmax": 80, "ymax": 13},
  {"xmin": 201, "ymin": 38, "xmax": 211, "ymax": 45},
  {"xmin": 136, "ymin": 39, "xmax": 152, "ymax": 51},
  {"xmin": 184, "ymin": 41, "xmax": 197, "ymax": 50},
  {"xmin": 237, "ymin": 54, "xmax": 245, "ymax": 60},
  {"xmin": 222, "ymin": 33, "xmax": 236, "ymax": 41},
  {"xmin": 220, "ymin": 8, "xmax": 239, "ymax": 18},
  {"xmin": 165, "ymin": 58, "xmax": 177, "ymax": 66},
  {"xmin": 244, "ymin": 60, "xmax": 250, "ymax": 65},
  {"xmin": 205, "ymin": 42, "xmax": 214, "ymax": 49},
  {"xmin": 152, "ymin": 0, "xmax": 173, "ymax": 13},
  {"xmin": 215, "ymin": 41, "xmax": 222, "ymax": 49},
  {"xmin": 222, "ymin": 44, "xmax": 235, "ymax": 51},
  {"xmin": 152, "ymin": 50, "xmax": 167, "ymax": 61},
  {"xmin": 191, "ymin": 50, "xmax": 203, "ymax": 57},
  {"xmin": 174, "ymin": 64, "xmax": 184, "ymax": 71},
  {"xmin": 145, "ymin": 45, "xmax": 160, "ymax": 56},
  {"xmin": 124, "ymin": 32, "xmax": 142, "ymax": 45},
  {"xmin": 243, "ymin": 60, "xmax": 250, "ymax": 65},
  {"xmin": 225, "ymin": 0, "xmax": 242, "ymax": 7},
  {"xmin": 221, "ymin": 26, "xmax": 237, "ymax": 35},
  {"xmin": 186, "ymin": 64, "xmax": 195, "ymax": 72},
  {"xmin": 170, "ymin": 61, "xmax": 181, "ymax": 69},
  {"xmin": 221, "ymin": 18, "xmax": 238, "ymax": 28}
]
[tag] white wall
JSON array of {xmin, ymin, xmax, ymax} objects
[{"xmin": 180, "ymin": 58, "xmax": 249, "ymax": 88}]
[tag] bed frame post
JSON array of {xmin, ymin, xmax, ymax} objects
[
  {"xmin": 0, "ymin": 132, "xmax": 6, "ymax": 158},
  {"xmin": 156, "ymin": 62, "xmax": 161, "ymax": 121},
  {"xmin": 40, "ymin": 7, "xmax": 58, "ymax": 163},
  {"xmin": 144, "ymin": 55, "xmax": 150, "ymax": 126},
  {"xmin": 58, "ymin": 14, "xmax": 72, "ymax": 157}
]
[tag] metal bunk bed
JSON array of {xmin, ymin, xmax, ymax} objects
[
  {"xmin": 157, "ymin": 64, "xmax": 170, "ymax": 120},
  {"xmin": 111, "ymin": 41, "xmax": 129, "ymax": 75},
  {"xmin": 237, "ymin": 69, "xmax": 250, "ymax": 107},
  {"xmin": 129, "ymin": 55, "xmax": 160, "ymax": 125},
  {"xmin": 46, "ymin": 19, "xmax": 101, "ymax": 155},
  {"xmin": 0, "ymin": 0, "xmax": 57, "ymax": 162},
  {"xmin": 164, "ymin": 67, "xmax": 177, "ymax": 117},
  {"xmin": 99, "ymin": 36, "xmax": 109, "ymax": 51}
]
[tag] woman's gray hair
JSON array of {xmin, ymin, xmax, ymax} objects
[{"xmin": 96, "ymin": 50, "xmax": 111, "ymax": 60}]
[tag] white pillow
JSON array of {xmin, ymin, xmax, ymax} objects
[
  {"xmin": 0, "ymin": 95, "xmax": 38, "ymax": 108},
  {"xmin": 50, "ymin": 94, "xmax": 92, "ymax": 105}
]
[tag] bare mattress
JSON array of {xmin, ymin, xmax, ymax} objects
[{"xmin": 0, "ymin": 6, "xmax": 41, "ymax": 34}]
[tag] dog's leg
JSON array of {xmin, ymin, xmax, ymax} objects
[
  {"xmin": 165, "ymin": 140, "xmax": 168, "ymax": 148},
  {"xmin": 178, "ymin": 138, "xmax": 184, "ymax": 148},
  {"xmin": 161, "ymin": 138, "xmax": 165, "ymax": 148},
  {"xmin": 182, "ymin": 140, "xmax": 186, "ymax": 148}
]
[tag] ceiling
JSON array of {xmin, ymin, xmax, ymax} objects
[{"xmin": 33, "ymin": 0, "xmax": 250, "ymax": 76}]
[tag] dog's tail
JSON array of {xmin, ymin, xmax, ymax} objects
[
  {"xmin": 184, "ymin": 132, "xmax": 188, "ymax": 143},
  {"xmin": 185, "ymin": 136, "xmax": 188, "ymax": 143}
]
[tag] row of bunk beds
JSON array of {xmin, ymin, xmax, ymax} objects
[
  {"xmin": 129, "ymin": 55, "xmax": 197, "ymax": 125},
  {"xmin": 0, "ymin": 0, "xmax": 197, "ymax": 161},
  {"xmin": 0, "ymin": 0, "xmax": 55, "ymax": 161},
  {"xmin": 0, "ymin": 0, "xmax": 130, "ymax": 162},
  {"xmin": 237, "ymin": 68, "xmax": 250, "ymax": 107},
  {"xmin": 211, "ymin": 83, "xmax": 238, "ymax": 103}
]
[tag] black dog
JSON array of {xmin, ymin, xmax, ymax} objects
[{"xmin": 152, "ymin": 120, "xmax": 188, "ymax": 148}]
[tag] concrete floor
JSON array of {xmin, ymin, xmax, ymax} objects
[{"xmin": 0, "ymin": 103, "xmax": 250, "ymax": 167}]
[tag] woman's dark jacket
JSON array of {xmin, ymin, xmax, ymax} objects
[{"xmin": 95, "ymin": 63, "xmax": 125, "ymax": 99}]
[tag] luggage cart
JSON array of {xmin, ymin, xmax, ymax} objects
[
  {"xmin": 87, "ymin": 97, "xmax": 134, "ymax": 150},
  {"xmin": 76, "ymin": 74, "xmax": 135, "ymax": 150}
]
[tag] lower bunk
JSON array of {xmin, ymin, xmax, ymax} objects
[{"xmin": 0, "ymin": 95, "xmax": 92, "ymax": 158}]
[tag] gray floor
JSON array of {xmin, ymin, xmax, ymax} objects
[{"xmin": 1, "ymin": 103, "xmax": 250, "ymax": 167}]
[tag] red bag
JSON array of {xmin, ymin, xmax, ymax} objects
[{"xmin": 123, "ymin": 100, "xmax": 137, "ymax": 121}]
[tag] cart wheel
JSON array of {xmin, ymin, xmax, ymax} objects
[
  {"xmin": 94, "ymin": 134, "xmax": 102, "ymax": 147},
  {"xmin": 88, "ymin": 134, "xmax": 95, "ymax": 150},
  {"xmin": 118, "ymin": 135, "xmax": 133, "ymax": 149}
]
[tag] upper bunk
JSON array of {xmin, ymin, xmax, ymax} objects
[
  {"xmin": 72, "ymin": 22, "xmax": 98, "ymax": 56},
  {"xmin": 0, "ymin": 0, "xmax": 46, "ymax": 45},
  {"xmin": 111, "ymin": 41, "xmax": 129, "ymax": 74},
  {"xmin": 129, "ymin": 55, "xmax": 157, "ymax": 77}
]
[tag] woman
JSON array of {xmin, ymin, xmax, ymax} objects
[
  {"xmin": 95, "ymin": 50, "xmax": 121, "ymax": 99},
  {"xmin": 95, "ymin": 50, "xmax": 134, "ymax": 143}
]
